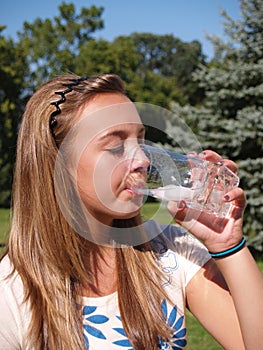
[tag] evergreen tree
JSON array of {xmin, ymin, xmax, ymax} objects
[{"xmin": 169, "ymin": 0, "xmax": 263, "ymax": 249}]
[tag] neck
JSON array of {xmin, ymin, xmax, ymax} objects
[{"xmin": 81, "ymin": 245, "xmax": 117, "ymax": 297}]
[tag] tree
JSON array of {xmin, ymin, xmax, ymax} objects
[
  {"xmin": 129, "ymin": 33, "xmax": 205, "ymax": 105},
  {"xmin": 17, "ymin": 1, "xmax": 104, "ymax": 89},
  {"xmin": 0, "ymin": 2, "xmax": 104, "ymax": 207},
  {"xmin": 169, "ymin": 0, "xmax": 263, "ymax": 248},
  {"xmin": 0, "ymin": 27, "xmax": 29, "ymax": 206},
  {"xmin": 76, "ymin": 36, "xmax": 139, "ymax": 82},
  {"xmin": 77, "ymin": 33, "xmax": 205, "ymax": 108}
]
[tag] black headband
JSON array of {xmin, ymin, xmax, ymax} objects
[{"xmin": 49, "ymin": 77, "xmax": 88, "ymax": 134}]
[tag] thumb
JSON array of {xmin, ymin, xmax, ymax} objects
[{"xmin": 167, "ymin": 200, "xmax": 187, "ymax": 220}]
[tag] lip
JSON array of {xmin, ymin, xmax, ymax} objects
[
  {"xmin": 127, "ymin": 177, "xmax": 146, "ymax": 192},
  {"xmin": 125, "ymin": 188, "xmax": 135, "ymax": 195},
  {"xmin": 125, "ymin": 187, "xmax": 144, "ymax": 197},
  {"xmin": 124, "ymin": 176, "xmax": 146, "ymax": 196}
]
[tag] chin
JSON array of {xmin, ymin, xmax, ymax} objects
[{"xmin": 111, "ymin": 206, "xmax": 142, "ymax": 220}]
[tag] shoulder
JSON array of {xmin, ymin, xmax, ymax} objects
[
  {"xmin": 144, "ymin": 220, "xmax": 211, "ymax": 284},
  {"xmin": 144, "ymin": 220, "xmax": 209, "ymax": 257},
  {"xmin": 0, "ymin": 254, "xmax": 25, "ymax": 307},
  {"xmin": 0, "ymin": 255, "xmax": 30, "ymax": 348},
  {"xmin": 0, "ymin": 255, "xmax": 14, "ymax": 278},
  {"xmin": 0, "ymin": 255, "xmax": 22, "ymax": 289}
]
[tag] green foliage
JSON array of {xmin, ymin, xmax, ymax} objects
[
  {"xmin": 0, "ymin": 3, "xmax": 104, "ymax": 207},
  {"xmin": 129, "ymin": 33, "xmax": 205, "ymax": 105},
  {"xmin": 0, "ymin": 208, "xmax": 10, "ymax": 243},
  {"xmin": 17, "ymin": 1, "xmax": 104, "ymax": 88},
  {"xmin": 76, "ymin": 32, "xmax": 205, "ymax": 107},
  {"xmin": 168, "ymin": 0, "xmax": 263, "ymax": 251},
  {"xmin": 0, "ymin": 28, "xmax": 29, "ymax": 207},
  {"xmin": 76, "ymin": 36, "xmax": 139, "ymax": 82},
  {"xmin": 11, "ymin": 2, "xmax": 204, "ymax": 109}
]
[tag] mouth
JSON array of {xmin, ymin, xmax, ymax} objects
[
  {"xmin": 125, "ymin": 175, "xmax": 147, "ymax": 197},
  {"xmin": 125, "ymin": 188, "xmax": 137, "ymax": 196}
]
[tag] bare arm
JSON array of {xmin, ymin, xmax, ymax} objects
[
  {"xmin": 186, "ymin": 258, "xmax": 245, "ymax": 350},
  {"xmin": 186, "ymin": 249, "xmax": 263, "ymax": 350},
  {"xmin": 168, "ymin": 150, "xmax": 263, "ymax": 350},
  {"xmin": 214, "ymin": 247, "xmax": 263, "ymax": 349}
]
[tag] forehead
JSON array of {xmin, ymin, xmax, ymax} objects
[
  {"xmin": 76, "ymin": 93, "xmax": 143, "ymax": 137},
  {"xmin": 81, "ymin": 92, "xmax": 131, "ymax": 114}
]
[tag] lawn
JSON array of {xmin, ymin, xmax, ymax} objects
[
  {"xmin": 0, "ymin": 205, "xmax": 262, "ymax": 349},
  {"xmin": 0, "ymin": 208, "xmax": 11, "ymax": 247}
]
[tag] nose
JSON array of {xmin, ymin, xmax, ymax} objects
[{"xmin": 129, "ymin": 145, "xmax": 150, "ymax": 173}]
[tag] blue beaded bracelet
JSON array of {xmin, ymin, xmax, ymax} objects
[{"xmin": 209, "ymin": 237, "xmax": 247, "ymax": 258}]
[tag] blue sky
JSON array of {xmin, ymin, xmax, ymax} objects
[{"xmin": 0, "ymin": 0, "xmax": 241, "ymax": 59}]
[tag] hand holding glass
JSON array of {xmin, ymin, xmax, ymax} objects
[{"xmin": 131, "ymin": 145, "xmax": 239, "ymax": 217}]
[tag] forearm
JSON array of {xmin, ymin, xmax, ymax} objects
[{"xmin": 215, "ymin": 246, "xmax": 263, "ymax": 350}]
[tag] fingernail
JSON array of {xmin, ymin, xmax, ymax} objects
[
  {"xmin": 178, "ymin": 201, "xmax": 185, "ymax": 208},
  {"xmin": 224, "ymin": 195, "xmax": 230, "ymax": 201},
  {"xmin": 199, "ymin": 151, "xmax": 206, "ymax": 158}
]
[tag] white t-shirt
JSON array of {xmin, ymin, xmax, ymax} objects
[{"xmin": 0, "ymin": 221, "xmax": 211, "ymax": 349}]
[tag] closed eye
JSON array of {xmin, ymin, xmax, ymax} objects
[{"xmin": 106, "ymin": 143, "xmax": 125, "ymax": 155}]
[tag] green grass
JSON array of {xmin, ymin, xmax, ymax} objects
[
  {"xmin": 1, "ymin": 205, "xmax": 262, "ymax": 349},
  {"xmin": 257, "ymin": 260, "xmax": 263, "ymax": 272},
  {"xmin": 0, "ymin": 208, "xmax": 10, "ymax": 246},
  {"xmin": 141, "ymin": 201, "xmax": 175, "ymax": 224}
]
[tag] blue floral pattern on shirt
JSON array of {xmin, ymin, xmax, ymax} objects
[
  {"xmin": 82, "ymin": 301, "xmax": 186, "ymax": 349},
  {"xmin": 82, "ymin": 305, "xmax": 109, "ymax": 348},
  {"xmin": 112, "ymin": 316, "xmax": 133, "ymax": 349},
  {"xmin": 159, "ymin": 300, "xmax": 187, "ymax": 349}
]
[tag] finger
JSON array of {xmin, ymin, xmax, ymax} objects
[
  {"xmin": 224, "ymin": 187, "xmax": 246, "ymax": 209},
  {"xmin": 221, "ymin": 159, "xmax": 238, "ymax": 174},
  {"xmin": 167, "ymin": 200, "xmax": 229, "ymax": 234},
  {"xmin": 198, "ymin": 150, "xmax": 222, "ymax": 162},
  {"xmin": 224, "ymin": 187, "xmax": 246, "ymax": 219},
  {"xmin": 167, "ymin": 200, "xmax": 186, "ymax": 218},
  {"xmin": 199, "ymin": 150, "xmax": 238, "ymax": 174},
  {"xmin": 167, "ymin": 200, "xmax": 199, "ymax": 229}
]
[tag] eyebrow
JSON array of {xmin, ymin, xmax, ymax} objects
[{"xmin": 97, "ymin": 125, "xmax": 146, "ymax": 142}]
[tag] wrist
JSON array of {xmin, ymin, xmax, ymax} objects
[{"xmin": 208, "ymin": 237, "xmax": 247, "ymax": 259}]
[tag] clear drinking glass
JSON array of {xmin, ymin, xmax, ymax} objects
[{"xmin": 131, "ymin": 144, "xmax": 240, "ymax": 217}]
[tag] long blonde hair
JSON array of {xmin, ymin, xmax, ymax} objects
[{"xmin": 3, "ymin": 74, "xmax": 172, "ymax": 349}]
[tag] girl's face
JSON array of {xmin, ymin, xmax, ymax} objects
[{"xmin": 76, "ymin": 93, "xmax": 149, "ymax": 225}]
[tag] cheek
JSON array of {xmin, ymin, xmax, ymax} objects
[
  {"xmin": 77, "ymin": 153, "xmax": 143, "ymax": 218},
  {"xmin": 77, "ymin": 157, "xmax": 94, "ymax": 199},
  {"xmin": 77, "ymin": 151, "xmax": 128, "ymax": 202},
  {"xmin": 93, "ymin": 156, "xmax": 128, "ymax": 198}
]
